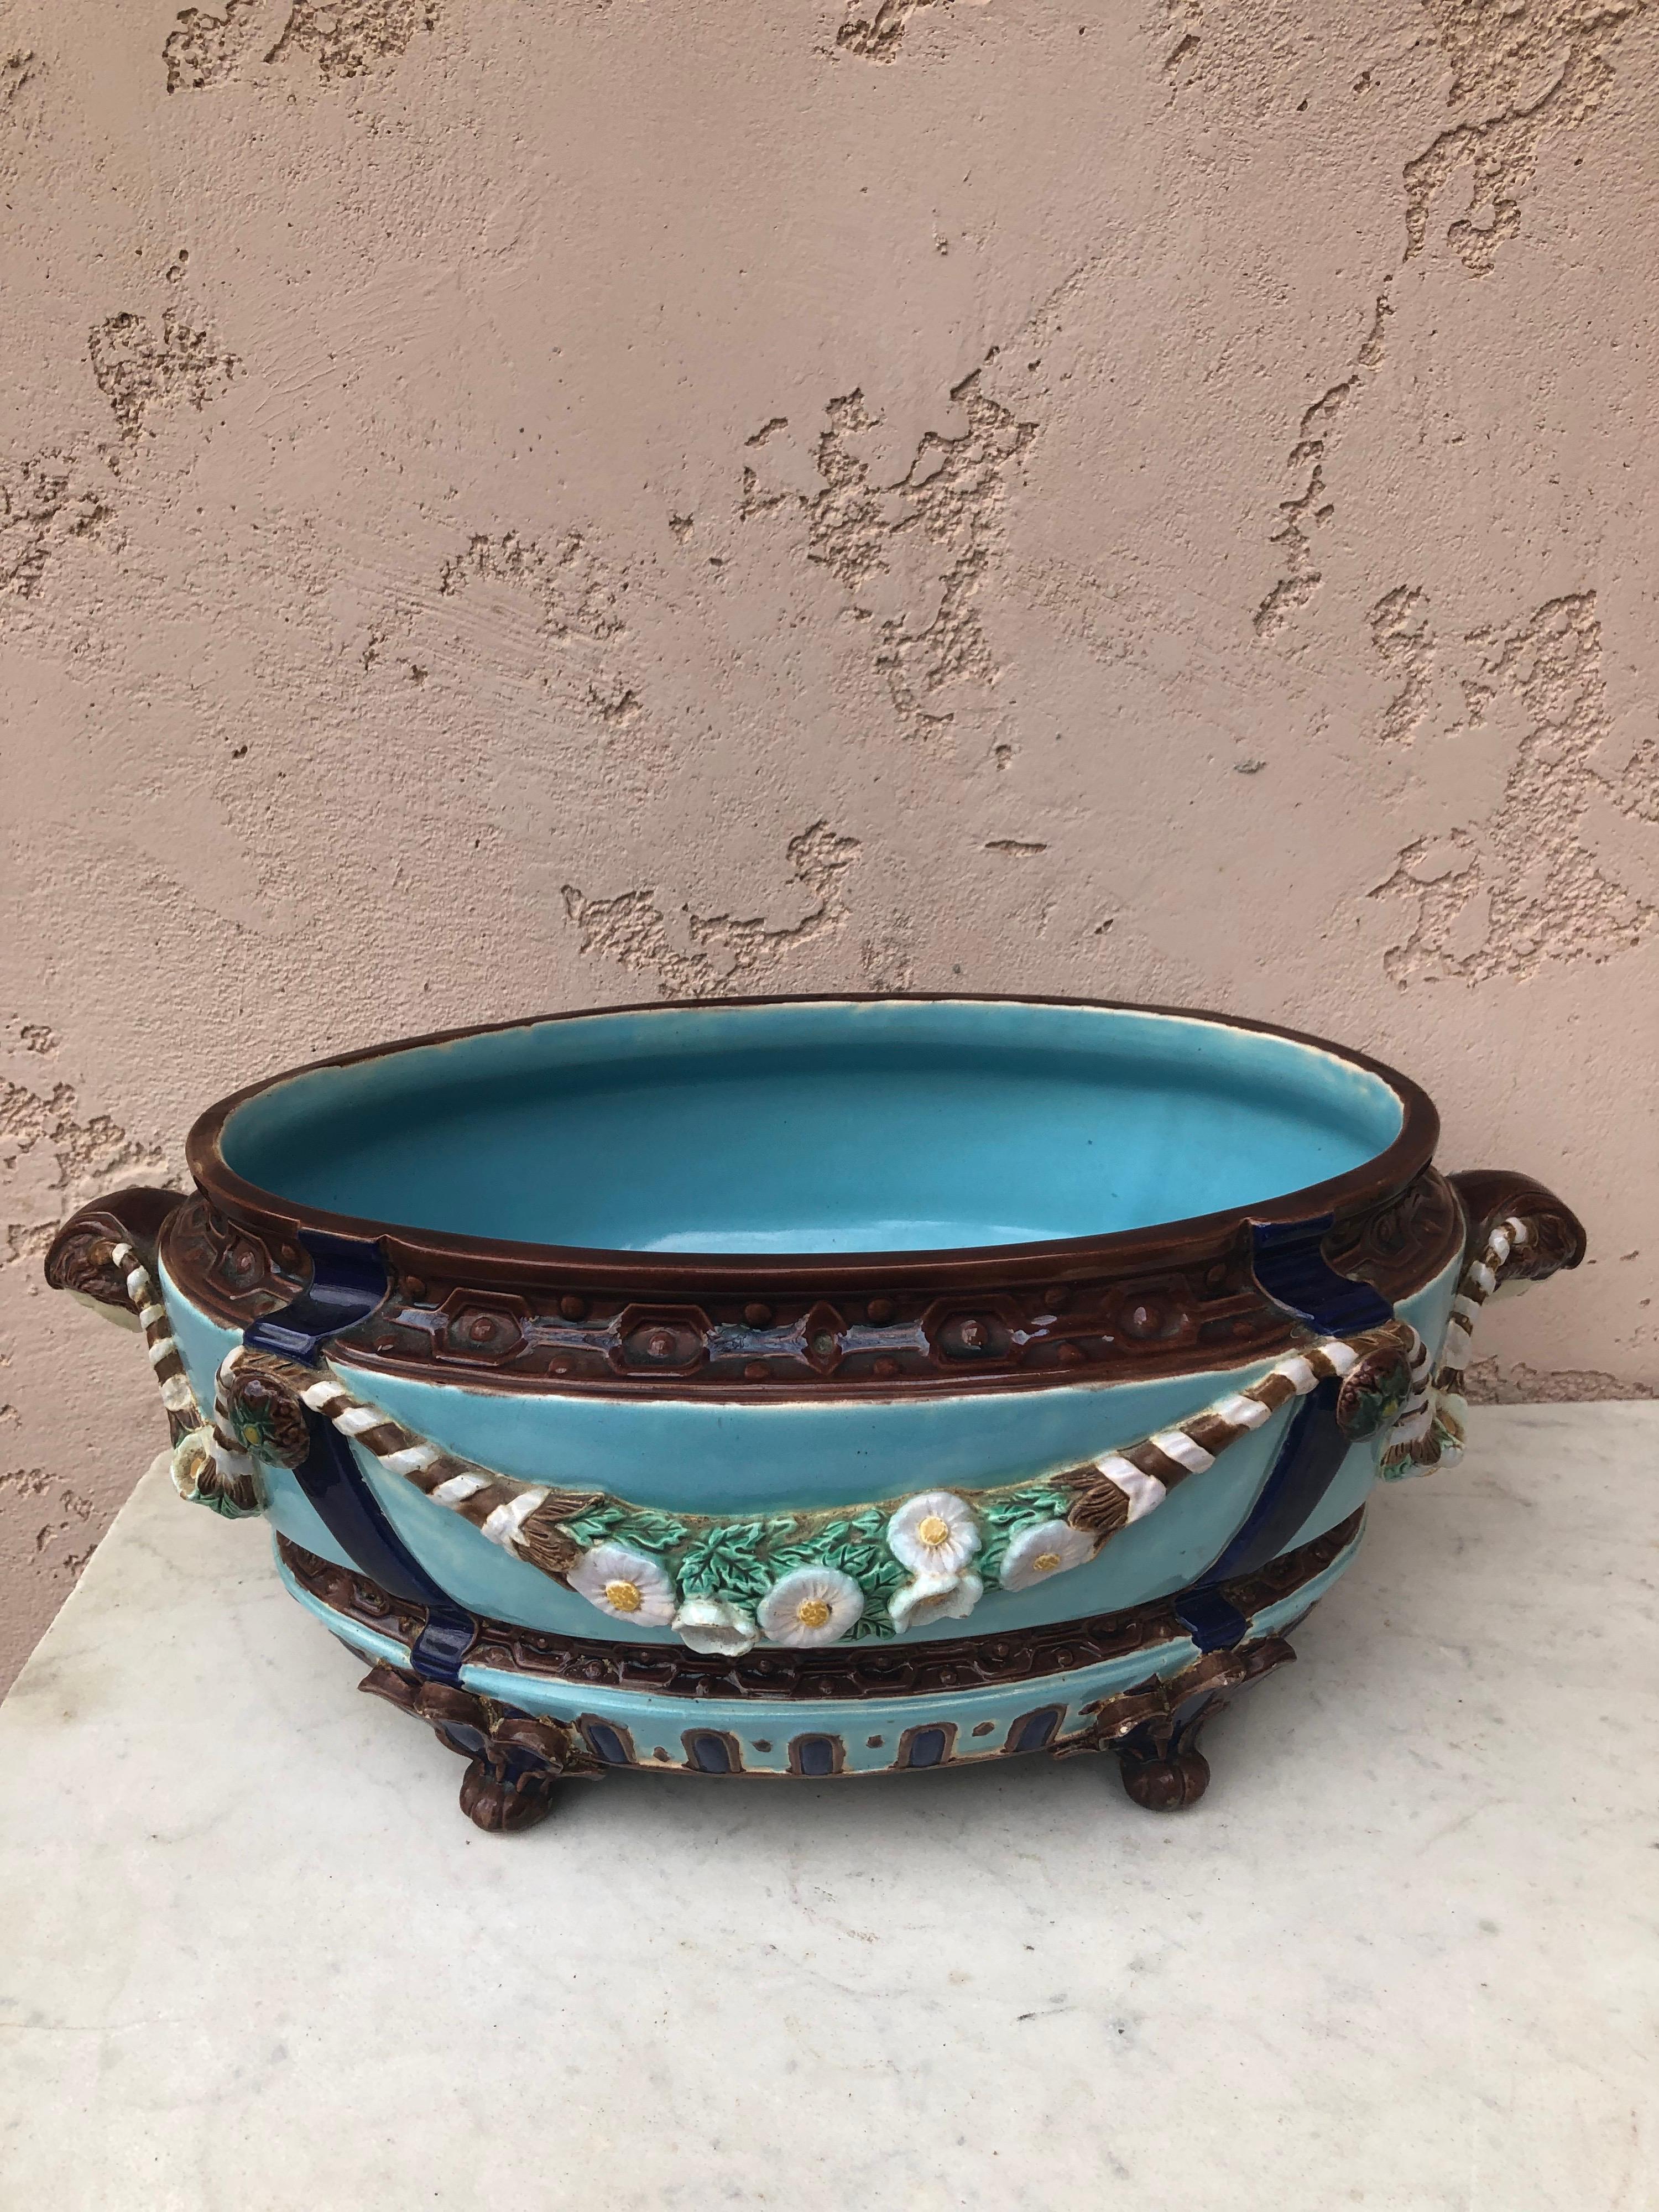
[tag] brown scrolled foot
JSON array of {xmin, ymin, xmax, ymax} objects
[
  {"xmin": 1117, "ymin": 1741, "xmax": 1211, "ymax": 1811},
  {"xmin": 458, "ymin": 1751, "xmax": 560, "ymax": 1834},
  {"xmin": 1067, "ymin": 1636, "xmax": 1295, "ymax": 1808},
  {"xmin": 1112, "ymin": 1696, "xmax": 1219, "ymax": 1811},
  {"xmin": 357, "ymin": 1663, "xmax": 599, "ymax": 1833}
]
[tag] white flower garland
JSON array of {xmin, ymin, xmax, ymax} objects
[{"xmin": 97, "ymin": 1209, "xmax": 1561, "ymax": 1658}]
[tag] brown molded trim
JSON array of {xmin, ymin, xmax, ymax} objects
[
  {"xmin": 159, "ymin": 1168, "xmax": 1463, "ymax": 1398},
  {"xmin": 185, "ymin": 994, "xmax": 1439, "ymax": 1285},
  {"xmin": 276, "ymin": 1506, "xmax": 1364, "ymax": 1701},
  {"xmin": 168, "ymin": 995, "xmax": 1454, "ymax": 1399}
]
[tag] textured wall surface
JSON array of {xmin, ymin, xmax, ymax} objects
[{"xmin": 2, "ymin": 0, "xmax": 1655, "ymax": 1687}]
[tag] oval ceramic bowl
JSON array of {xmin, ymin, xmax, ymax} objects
[{"xmin": 49, "ymin": 996, "xmax": 1584, "ymax": 1830}]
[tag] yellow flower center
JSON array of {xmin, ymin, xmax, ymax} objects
[
  {"xmin": 797, "ymin": 1598, "xmax": 833, "ymax": 1629},
  {"xmin": 1033, "ymin": 1551, "xmax": 1062, "ymax": 1575},
  {"xmin": 604, "ymin": 1578, "xmax": 643, "ymax": 1614},
  {"xmin": 917, "ymin": 1514, "xmax": 951, "ymax": 1547}
]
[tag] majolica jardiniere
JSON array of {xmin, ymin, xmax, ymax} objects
[{"xmin": 48, "ymin": 996, "xmax": 1584, "ymax": 1832}]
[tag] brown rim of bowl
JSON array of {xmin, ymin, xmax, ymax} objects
[{"xmin": 184, "ymin": 992, "xmax": 1440, "ymax": 1293}]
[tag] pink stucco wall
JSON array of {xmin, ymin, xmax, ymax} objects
[{"xmin": 3, "ymin": 0, "xmax": 1655, "ymax": 1687}]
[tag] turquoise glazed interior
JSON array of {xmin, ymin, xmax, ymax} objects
[{"xmin": 217, "ymin": 999, "xmax": 1406, "ymax": 1254}]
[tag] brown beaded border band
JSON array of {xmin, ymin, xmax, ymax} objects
[
  {"xmin": 171, "ymin": 994, "xmax": 1455, "ymax": 1399},
  {"xmin": 275, "ymin": 1504, "xmax": 1365, "ymax": 1700},
  {"xmin": 158, "ymin": 1167, "xmax": 1464, "ymax": 1400}
]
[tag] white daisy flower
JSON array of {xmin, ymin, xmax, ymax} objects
[
  {"xmin": 889, "ymin": 1569, "xmax": 985, "ymax": 1635},
  {"xmin": 887, "ymin": 1490, "xmax": 981, "ymax": 1577},
  {"xmin": 999, "ymin": 1519, "xmax": 1098, "ymax": 1592},
  {"xmin": 569, "ymin": 1541, "xmax": 677, "ymax": 1627},
  {"xmin": 757, "ymin": 1566, "xmax": 865, "ymax": 1647},
  {"xmin": 672, "ymin": 1594, "xmax": 758, "ymax": 1656}
]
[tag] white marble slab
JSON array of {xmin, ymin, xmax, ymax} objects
[{"xmin": 2, "ymin": 1405, "xmax": 1656, "ymax": 2211}]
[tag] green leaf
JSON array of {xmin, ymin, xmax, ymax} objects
[
  {"xmin": 557, "ymin": 1507, "xmax": 626, "ymax": 1549},
  {"xmin": 977, "ymin": 1482, "xmax": 1066, "ymax": 1531},
  {"xmin": 848, "ymin": 1609, "xmax": 897, "ymax": 1641},
  {"xmin": 561, "ymin": 1505, "xmax": 688, "ymax": 1556}
]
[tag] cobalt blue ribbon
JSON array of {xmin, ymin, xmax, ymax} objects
[
  {"xmin": 248, "ymin": 1229, "xmax": 479, "ymax": 1684},
  {"xmin": 1175, "ymin": 1216, "xmax": 1392, "ymax": 1653}
]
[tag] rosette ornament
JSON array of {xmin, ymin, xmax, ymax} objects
[
  {"xmin": 886, "ymin": 1490, "xmax": 984, "ymax": 1634},
  {"xmin": 757, "ymin": 1566, "xmax": 865, "ymax": 1647},
  {"xmin": 568, "ymin": 1542, "xmax": 677, "ymax": 1627}
]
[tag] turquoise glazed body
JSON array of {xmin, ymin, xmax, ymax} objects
[{"xmin": 47, "ymin": 997, "xmax": 1585, "ymax": 1826}]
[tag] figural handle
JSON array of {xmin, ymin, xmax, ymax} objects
[
  {"xmin": 1446, "ymin": 1170, "xmax": 1587, "ymax": 1284},
  {"xmin": 43, "ymin": 1187, "xmax": 189, "ymax": 1321}
]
